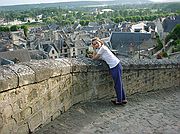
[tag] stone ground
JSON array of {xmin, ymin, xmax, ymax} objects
[{"xmin": 34, "ymin": 88, "xmax": 180, "ymax": 134}]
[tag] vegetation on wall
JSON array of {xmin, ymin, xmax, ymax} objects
[
  {"xmin": 165, "ymin": 24, "xmax": 180, "ymax": 53},
  {"xmin": 156, "ymin": 33, "xmax": 163, "ymax": 51}
]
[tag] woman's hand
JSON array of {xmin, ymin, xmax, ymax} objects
[
  {"xmin": 87, "ymin": 54, "xmax": 93, "ymax": 58},
  {"xmin": 92, "ymin": 53, "xmax": 100, "ymax": 60}
]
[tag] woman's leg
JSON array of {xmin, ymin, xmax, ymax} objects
[{"xmin": 110, "ymin": 64, "xmax": 126, "ymax": 102}]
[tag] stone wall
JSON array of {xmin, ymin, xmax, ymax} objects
[{"xmin": 0, "ymin": 57, "xmax": 179, "ymax": 134}]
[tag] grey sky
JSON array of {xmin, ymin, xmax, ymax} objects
[
  {"xmin": 150, "ymin": 0, "xmax": 180, "ymax": 2},
  {"xmin": 0, "ymin": 0, "xmax": 179, "ymax": 6},
  {"xmin": 0, "ymin": 0, "xmax": 101, "ymax": 6}
]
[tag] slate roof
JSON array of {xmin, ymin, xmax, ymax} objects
[
  {"xmin": 43, "ymin": 44, "xmax": 52, "ymax": 53},
  {"xmin": 0, "ymin": 32, "xmax": 11, "ymax": 40},
  {"xmin": 110, "ymin": 32, "xmax": 151, "ymax": 54},
  {"xmin": 42, "ymin": 44, "xmax": 59, "ymax": 53},
  {"xmin": 146, "ymin": 22, "xmax": 156, "ymax": 30},
  {"xmin": 48, "ymin": 24, "xmax": 59, "ymax": 30},
  {"xmin": 81, "ymin": 26, "xmax": 101, "ymax": 32},
  {"xmin": 0, "ymin": 49, "xmax": 31, "ymax": 63},
  {"xmin": 29, "ymin": 50, "xmax": 48, "ymax": 60},
  {"xmin": 0, "ymin": 58, "xmax": 14, "ymax": 65},
  {"xmin": 163, "ymin": 16, "xmax": 180, "ymax": 32}
]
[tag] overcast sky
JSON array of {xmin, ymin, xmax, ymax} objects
[{"xmin": 0, "ymin": 0, "xmax": 179, "ymax": 6}]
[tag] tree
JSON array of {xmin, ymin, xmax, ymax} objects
[
  {"xmin": 0, "ymin": 26, "xmax": 10, "ymax": 32},
  {"xmin": 10, "ymin": 25, "xmax": 19, "ymax": 31},
  {"xmin": 21, "ymin": 25, "xmax": 28, "ymax": 37},
  {"xmin": 165, "ymin": 24, "xmax": 180, "ymax": 44},
  {"xmin": 80, "ymin": 20, "xmax": 87, "ymax": 26},
  {"xmin": 156, "ymin": 33, "xmax": 163, "ymax": 51}
]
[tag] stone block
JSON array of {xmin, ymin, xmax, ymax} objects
[
  {"xmin": 31, "ymin": 99, "xmax": 44, "ymax": 113},
  {"xmin": 19, "ymin": 81, "xmax": 49, "ymax": 104},
  {"xmin": 19, "ymin": 106, "xmax": 32, "ymax": 120},
  {"xmin": 73, "ymin": 89, "xmax": 96, "ymax": 104},
  {"xmin": 52, "ymin": 110, "xmax": 61, "ymax": 121},
  {"xmin": 27, "ymin": 89, "xmax": 38, "ymax": 102},
  {"xmin": 73, "ymin": 92, "xmax": 86, "ymax": 104},
  {"xmin": 36, "ymin": 81, "xmax": 49, "ymax": 97},
  {"xmin": 22, "ymin": 60, "xmax": 54, "ymax": 82},
  {"xmin": 2, "ymin": 104, "xmax": 13, "ymax": 124},
  {"xmin": 11, "ymin": 113, "xmax": 22, "ymax": 124},
  {"xmin": 28, "ymin": 111, "xmax": 43, "ymax": 132},
  {"xmin": 0, "ymin": 66, "xmax": 18, "ymax": 92},
  {"xmin": 61, "ymin": 88, "xmax": 73, "ymax": 102},
  {"xmin": 16, "ymin": 123, "xmax": 29, "ymax": 134},
  {"xmin": 96, "ymin": 83, "xmax": 114, "ymax": 99},
  {"xmin": 42, "ymin": 117, "xmax": 52, "ymax": 127},
  {"xmin": 70, "ymin": 58, "xmax": 88, "ymax": 73},
  {"xmin": 13, "ymin": 98, "xmax": 25, "ymax": 113},
  {"xmin": 72, "ymin": 82, "xmax": 90, "ymax": 96},
  {"xmin": 5, "ymin": 64, "xmax": 35, "ymax": 87},
  {"xmin": 48, "ymin": 77, "xmax": 61, "ymax": 91},
  {"xmin": 41, "ymin": 104, "xmax": 51, "ymax": 123},
  {"xmin": 53, "ymin": 59, "xmax": 71, "ymax": 76},
  {"xmin": 41, "ymin": 98, "xmax": 63, "ymax": 124},
  {"xmin": 0, "ymin": 113, "xmax": 3, "ymax": 130},
  {"xmin": 87, "ymin": 60, "xmax": 109, "ymax": 72},
  {"xmin": 0, "ymin": 118, "xmax": 17, "ymax": 134},
  {"xmin": 64, "ymin": 99, "xmax": 73, "ymax": 112}
]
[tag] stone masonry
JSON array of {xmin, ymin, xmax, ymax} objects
[
  {"xmin": 0, "ymin": 57, "xmax": 180, "ymax": 134},
  {"xmin": 34, "ymin": 87, "xmax": 180, "ymax": 134}
]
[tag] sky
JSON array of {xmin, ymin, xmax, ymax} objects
[
  {"xmin": 150, "ymin": 0, "xmax": 180, "ymax": 2},
  {"xmin": 0, "ymin": 0, "xmax": 179, "ymax": 6}
]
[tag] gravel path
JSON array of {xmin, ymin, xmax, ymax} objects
[{"xmin": 34, "ymin": 87, "xmax": 180, "ymax": 134}]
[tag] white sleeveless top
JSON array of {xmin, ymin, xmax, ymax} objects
[{"xmin": 96, "ymin": 45, "xmax": 120, "ymax": 68}]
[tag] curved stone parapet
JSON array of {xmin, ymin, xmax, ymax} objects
[{"xmin": 0, "ymin": 57, "xmax": 179, "ymax": 134}]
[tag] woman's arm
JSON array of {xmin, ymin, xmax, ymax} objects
[{"xmin": 92, "ymin": 51, "xmax": 100, "ymax": 60}]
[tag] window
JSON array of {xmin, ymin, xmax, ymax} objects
[
  {"xmin": 52, "ymin": 50, "xmax": 55, "ymax": 54},
  {"xmin": 63, "ymin": 44, "xmax": 66, "ymax": 47}
]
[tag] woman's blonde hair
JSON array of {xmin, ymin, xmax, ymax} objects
[{"xmin": 91, "ymin": 37, "xmax": 104, "ymax": 46}]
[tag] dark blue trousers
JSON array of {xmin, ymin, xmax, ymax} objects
[{"xmin": 110, "ymin": 63, "xmax": 126, "ymax": 102}]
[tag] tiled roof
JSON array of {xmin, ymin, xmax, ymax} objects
[
  {"xmin": 29, "ymin": 50, "xmax": 48, "ymax": 60},
  {"xmin": 110, "ymin": 32, "xmax": 151, "ymax": 54},
  {"xmin": 0, "ymin": 49, "xmax": 31, "ymax": 63},
  {"xmin": 163, "ymin": 16, "xmax": 180, "ymax": 32}
]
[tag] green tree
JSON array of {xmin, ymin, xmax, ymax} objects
[
  {"xmin": 165, "ymin": 24, "xmax": 180, "ymax": 44},
  {"xmin": 10, "ymin": 25, "xmax": 19, "ymax": 31},
  {"xmin": 80, "ymin": 20, "xmax": 85, "ymax": 26},
  {"xmin": 0, "ymin": 26, "xmax": 10, "ymax": 32},
  {"xmin": 156, "ymin": 33, "xmax": 163, "ymax": 51},
  {"xmin": 21, "ymin": 25, "xmax": 28, "ymax": 37}
]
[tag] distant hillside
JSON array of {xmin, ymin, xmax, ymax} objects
[
  {"xmin": 114, "ymin": 0, "xmax": 151, "ymax": 5},
  {"xmin": 0, "ymin": 0, "xmax": 151, "ymax": 11}
]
